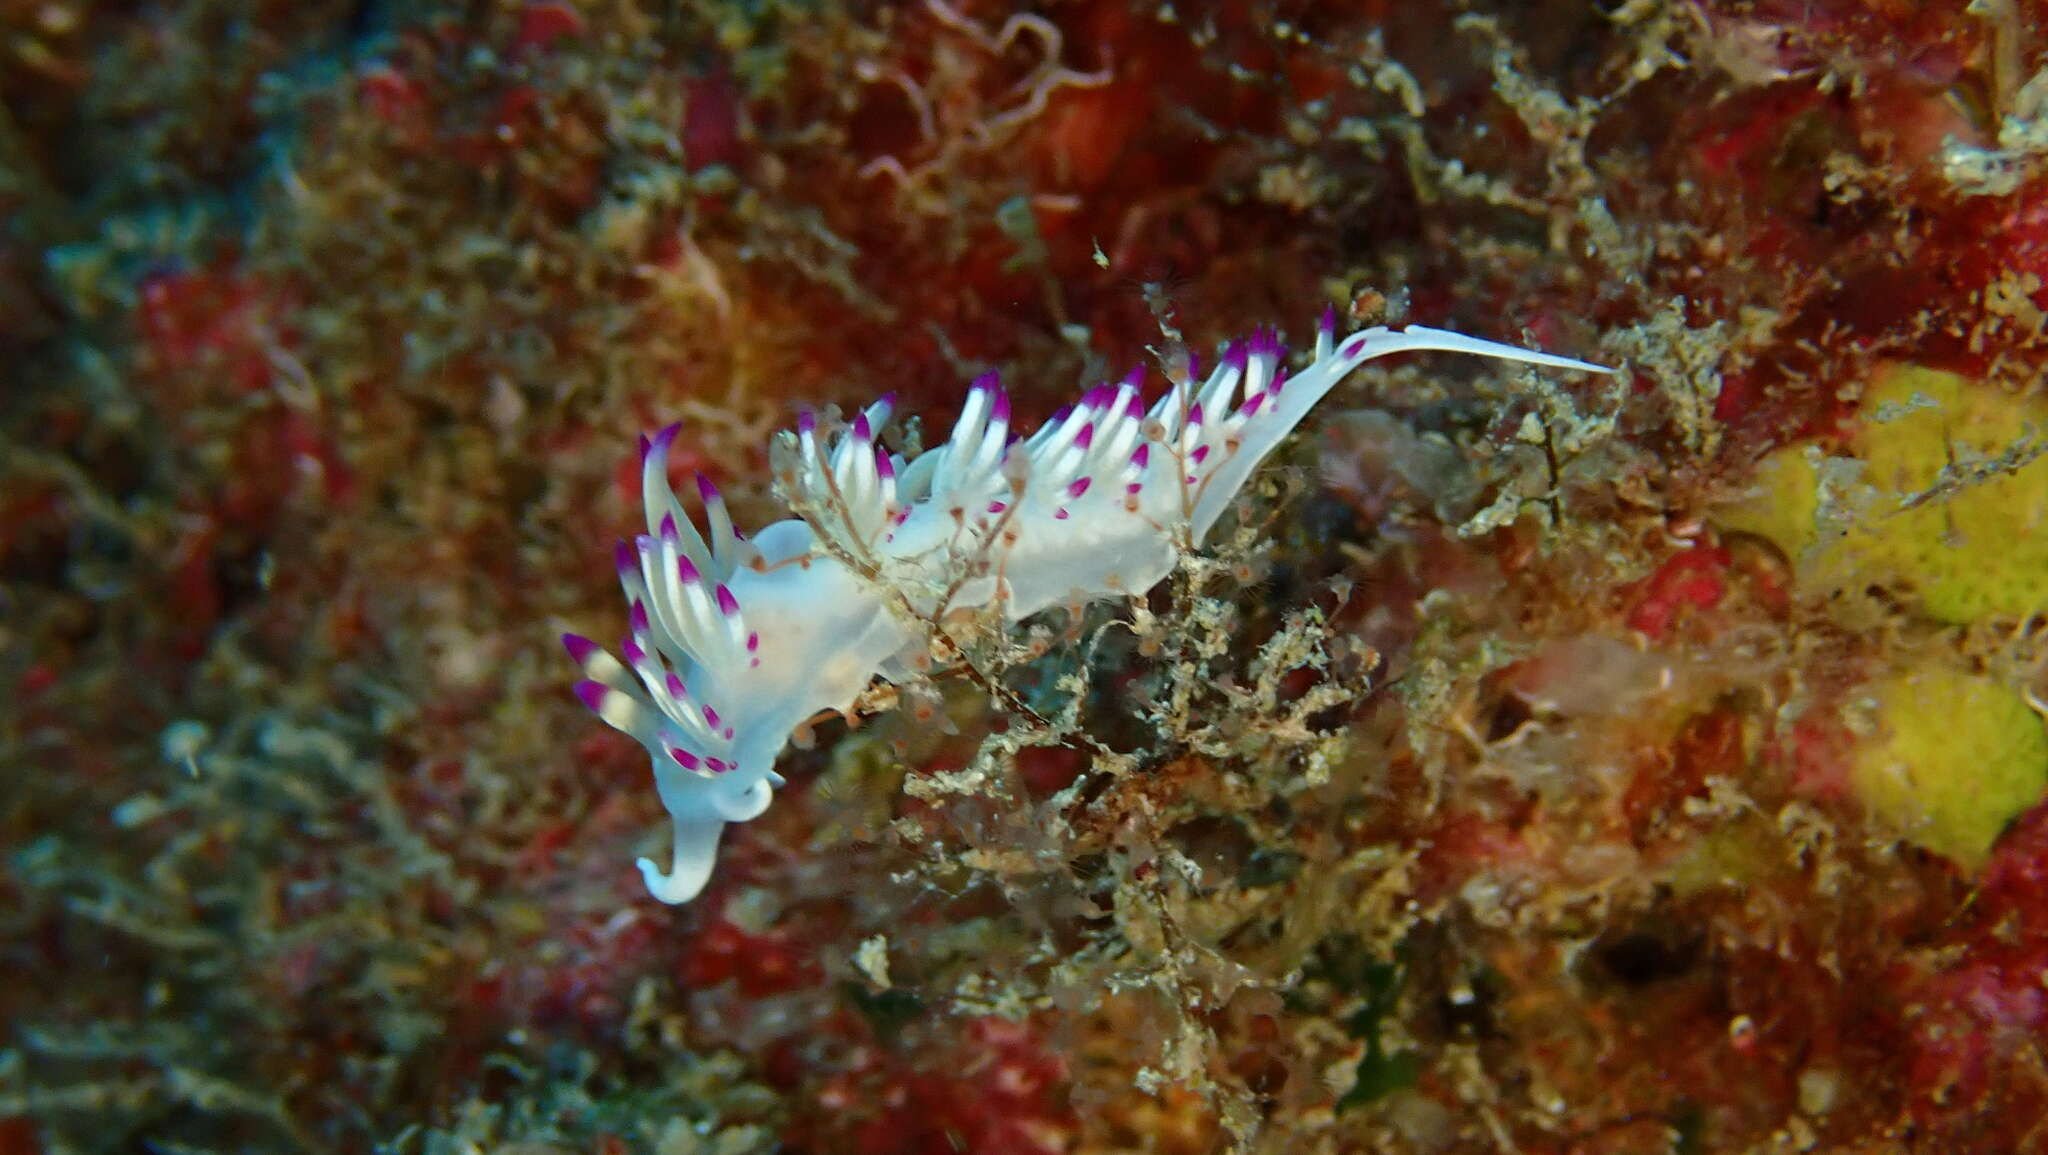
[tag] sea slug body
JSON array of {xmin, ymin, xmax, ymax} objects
[{"xmin": 566, "ymin": 314, "xmax": 1608, "ymax": 903}]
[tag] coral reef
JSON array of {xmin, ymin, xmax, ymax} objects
[{"xmin": 5, "ymin": 0, "xmax": 2048, "ymax": 1152}]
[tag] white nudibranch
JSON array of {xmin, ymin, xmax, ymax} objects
[{"xmin": 565, "ymin": 313, "xmax": 1609, "ymax": 903}]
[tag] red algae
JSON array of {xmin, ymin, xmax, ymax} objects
[{"xmin": 7, "ymin": 0, "xmax": 2048, "ymax": 1152}]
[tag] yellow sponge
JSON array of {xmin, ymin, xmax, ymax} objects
[
  {"xmin": 1850, "ymin": 666, "xmax": 2047, "ymax": 869},
  {"xmin": 1716, "ymin": 364, "xmax": 2048, "ymax": 623}
]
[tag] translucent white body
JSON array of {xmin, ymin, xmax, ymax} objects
[{"xmin": 565, "ymin": 318, "xmax": 1607, "ymax": 902}]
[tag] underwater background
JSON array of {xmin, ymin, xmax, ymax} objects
[{"xmin": 5, "ymin": 1, "xmax": 2048, "ymax": 1151}]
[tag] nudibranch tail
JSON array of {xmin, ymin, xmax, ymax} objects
[
  {"xmin": 1189, "ymin": 321, "xmax": 1611, "ymax": 539},
  {"xmin": 568, "ymin": 316, "xmax": 1611, "ymax": 904}
]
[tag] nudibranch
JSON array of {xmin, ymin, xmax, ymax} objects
[{"xmin": 565, "ymin": 313, "xmax": 1608, "ymax": 902}]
